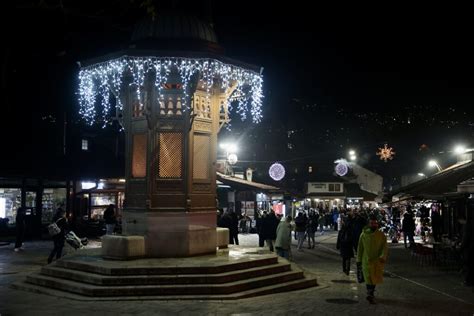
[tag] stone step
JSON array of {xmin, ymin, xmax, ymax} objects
[
  {"xmin": 54, "ymin": 255, "xmax": 279, "ymax": 276},
  {"xmin": 13, "ymin": 276, "xmax": 318, "ymax": 301},
  {"xmin": 41, "ymin": 262, "xmax": 292, "ymax": 286},
  {"xmin": 26, "ymin": 269, "xmax": 305, "ymax": 296}
]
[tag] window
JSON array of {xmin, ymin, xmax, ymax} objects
[
  {"xmin": 158, "ymin": 132, "xmax": 183, "ymax": 179},
  {"xmin": 308, "ymin": 166, "xmax": 313, "ymax": 173},
  {"xmin": 81, "ymin": 139, "xmax": 88, "ymax": 151},
  {"xmin": 132, "ymin": 134, "xmax": 147, "ymax": 178},
  {"xmin": 193, "ymin": 134, "xmax": 210, "ymax": 180},
  {"xmin": 328, "ymin": 183, "xmax": 341, "ymax": 192}
]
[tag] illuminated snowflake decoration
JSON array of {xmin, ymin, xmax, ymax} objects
[
  {"xmin": 269, "ymin": 163, "xmax": 286, "ymax": 181},
  {"xmin": 334, "ymin": 158, "xmax": 350, "ymax": 177},
  {"xmin": 376, "ymin": 143, "xmax": 396, "ymax": 162},
  {"xmin": 78, "ymin": 57, "xmax": 264, "ymax": 127}
]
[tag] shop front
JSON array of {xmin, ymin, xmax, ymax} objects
[{"xmin": 0, "ymin": 178, "xmax": 69, "ymax": 238}]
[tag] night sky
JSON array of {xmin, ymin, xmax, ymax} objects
[{"xmin": 2, "ymin": 1, "xmax": 473, "ymax": 188}]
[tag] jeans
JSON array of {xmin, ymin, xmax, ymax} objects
[
  {"xmin": 403, "ymin": 231, "xmax": 414, "ymax": 247},
  {"xmin": 296, "ymin": 231, "xmax": 305, "ymax": 249},
  {"xmin": 48, "ymin": 238, "xmax": 65, "ymax": 263},
  {"xmin": 276, "ymin": 247, "xmax": 289, "ymax": 259},
  {"xmin": 258, "ymin": 234, "xmax": 265, "ymax": 247},
  {"xmin": 106, "ymin": 224, "xmax": 115, "ymax": 235},
  {"xmin": 307, "ymin": 231, "xmax": 315, "ymax": 248}
]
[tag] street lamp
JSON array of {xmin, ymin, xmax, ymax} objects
[
  {"xmin": 428, "ymin": 160, "xmax": 442, "ymax": 172},
  {"xmin": 454, "ymin": 145, "xmax": 466, "ymax": 155},
  {"xmin": 348, "ymin": 150, "xmax": 356, "ymax": 161},
  {"xmin": 220, "ymin": 143, "xmax": 238, "ymax": 154},
  {"xmin": 417, "ymin": 173, "xmax": 427, "ymax": 178}
]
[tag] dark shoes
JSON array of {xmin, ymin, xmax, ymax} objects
[{"xmin": 366, "ymin": 295, "xmax": 376, "ymax": 304}]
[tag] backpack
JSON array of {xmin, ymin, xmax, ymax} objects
[{"xmin": 47, "ymin": 218, "xmax": 62, "ymax": 237}]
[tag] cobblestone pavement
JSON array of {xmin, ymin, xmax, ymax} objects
[{"xmin": 1, "ymin": 232, "xmax": 473, "ymax": 316}]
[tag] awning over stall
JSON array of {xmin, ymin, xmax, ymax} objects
[
  {"xmin": 388, "ymin": 160, "xmax": 474, "ymax": 200},
  {"xmin": 216, "ymin": 172, "xmax": 280, "ymax": 193}
]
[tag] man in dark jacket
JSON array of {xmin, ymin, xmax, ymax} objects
[
  {"xmin": 431, "ymin": 210, "xmax": 442, "ymax": 242},
  {"xmin": 295, "ymin": 212, "xmax": 308, "ymax": 251},
  {"xmin": 14, "ymin": 207, "xmax": 26, "ymax": 252},
  {"xmin": 229, "ymin": 211, "xmax": 239, "ymax": 245},
  {"xmin": 256, "ymin": 211, "xmax": 266, "ymax": 247},
  {"xmin": 402, "ymin": 211, "xmax": 416, "ymax": 248}
]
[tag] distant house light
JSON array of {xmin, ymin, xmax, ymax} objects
[
  {"xmin": 81, "ymin": 182, "xmax": 96, "ymax": 190},
  {"xmin": 81, "ymin": 139, "xmax": 89, "ymax": 151}
]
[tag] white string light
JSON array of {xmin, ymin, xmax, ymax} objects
[{"xmin": 78, "ymin": 56, "xmax": 263, "ymax": 126}]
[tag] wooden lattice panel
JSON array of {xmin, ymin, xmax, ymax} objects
[
  {"xmin": 193, "ymin": 134, "xmax": 210, "ymax": 180},
  {"xmin": 158, "ymin": 132, "xmax": 183, "ymax": 178},
  {"xmin": 132, "ymin": 134, "xmax": 147, "ymax": 178}
]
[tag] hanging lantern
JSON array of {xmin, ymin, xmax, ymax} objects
[{"xmin": 269, "ymin": 163, "xmax": 285, "ymax": 181}]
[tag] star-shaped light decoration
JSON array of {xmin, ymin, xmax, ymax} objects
[{"xmin": 376, "ymin": 143, "xmax": 396, "ymax": 162}]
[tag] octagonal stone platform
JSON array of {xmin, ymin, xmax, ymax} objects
[{"xmin": 15, "ymin": 247, "xmax": 318, "ymax": 300}]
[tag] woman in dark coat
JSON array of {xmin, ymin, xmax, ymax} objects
[
  {"xmin": 47, "ymin": 208, "xmax": 68, "ymax": 264},
  {"xmin": 337, "ymin": 216, "xmax": 355, "ymax": 275},
  {"xmin": 262, "ymin": 211, "xmax": 279, "ymax": 251}
]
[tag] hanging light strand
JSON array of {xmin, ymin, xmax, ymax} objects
[{"xmin": 78, "ymin": 56, "xmax": 263, "ymax": 126}]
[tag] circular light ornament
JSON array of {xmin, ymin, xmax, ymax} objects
[
  {"xmin": 269, "ymin": 163, "xmax": 286, "ymax": 181},
  {"xmin": 227, "ymin": 154, "xmax": 238, "ymax": 165},
  {"xmin": 335, "ymin": 162, "xmax": 349, "ymax": 177}
]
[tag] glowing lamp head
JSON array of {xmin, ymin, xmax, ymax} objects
[
  {"xmin": 428, "ymin": 160, "xmax": 437, "ymax": 167},
  {"xmin": 454, "ymin": 145, "xmax": 466, "ymax": 155}
]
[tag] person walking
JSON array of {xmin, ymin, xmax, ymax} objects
[
  {"xmin": 402, "ymin": 211, "xmax": 416, "ymax": 248},
  {"xmin": 217, "ymin": 210, "xmax": 233, "ymax": 244},
  {"xmin": 294, "ymin": 212, "xmax": 307, "ymax": 251},
  {"xmin": 336, "ymin": 216, "xmax": 354, "ymax": 275},
  {"xmin": 275, "ymin": 216, "xmax": 292, "ymax": 259},
  {"xmin": 431, "ymin": 209, "xmax": 442, "ymax": 243},
  {"xmin": 229, "ymin": 210, "xmax": 240, "ymax": 245},
  {"xmin": 352, "ymin": 211, "xmax": 366, "ymax": 253},
  {"xmin": 47, "ymin": 208, "xmax": 68, "ymax": 264},
  {"xmin": 14, "ymin": 207, "xmax": 26, "ymax": 252},
  {"xmin": 256, "ymin": 211, "xmax": 266, "ymax": 247},
  {"xmin": 263, "ymin": 211, "xmax": 279, "ymax": 251},
  {"xmin": 306, "ymin": 211, "xmax": 318, "ymax": 249},
  {"xmin": 356, "ymin": 214, "xmax": 388, "ymax": 304},
  {"xmin": 103, "ymin": 204, "xmax": 116, "ymax": 235}
]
